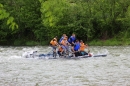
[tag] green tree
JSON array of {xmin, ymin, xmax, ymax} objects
[{"xmin": 0, "ymin": 3, "xmax": 18, "ymax": 44}]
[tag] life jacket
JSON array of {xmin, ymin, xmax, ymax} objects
[
  {"xmin": 68, "ymin": 36, "xmax": 76, "ymax": 44},
  {"xmin": 50, "ymin": 40, "xmax": 57, "ymax": 46},
  {"xmin": 58, "ymin": 46, "xmax": 63, "ymax": 52},
  {"xmin": 80, "ymin": 43, "xmax": 86, "ymax": 51},
  {"xmin": 74, "ymin": 42, "xmax": 80, "ymax": 51},
  {"xmin": 61, "ymin": 39, "xmax": 67, "ymax": 46}
]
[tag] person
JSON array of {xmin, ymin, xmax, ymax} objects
[
  {"xmin": 68, "ymin": 33, "xmax": 76, "ymax": 45},
  {"xmin": 59, "ymin": 34, "xmax": 66, "ymax": 44},
  {"xmin": 57, "ymin": 45, "xmax": 64, "ymax": 57},
  {"xmin": 71, "ymin": 39, "xmax": 80, "ymax": 57},
  {"xmin": 60, "ymin": 36, "xmax": 70, "ymax": 55},
  {"xmin": 79, "ymin": 40, "xmax": 88, "ymax": 56},
  {"xmin": 50, "ymin": 37, "xmax": 59, "ymax": 57},
  {"xmin": 54, "ymin": 36, "xmax": 58, "ymax": 42}
]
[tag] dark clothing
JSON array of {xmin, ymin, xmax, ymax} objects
[
  {"xmin": 75, "ymin": 51, "xmax": 80, "ymax": 57},
  {"xmin": 58, "ymin": 51, "xmax": 62, "ymax": 56},
  {"xmin": 79, "ymin": 51, "xmax": 88, "ymax": 56},
  {"xmin": 74, "ymin": 51, "xmax": 88, "ymax": 57}
]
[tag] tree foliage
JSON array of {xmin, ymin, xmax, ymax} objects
[
  {"xmin": 0, "ymin": 3, "xmax": 18, "ymax": 30},
  {"xmin": 0, "ymin": 0, "xmax": 130, "ymax": 45}
]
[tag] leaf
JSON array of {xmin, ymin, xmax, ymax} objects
[
  {"xmin": 7, "ymin": 17, "xmax": 14, "ymax": 25},
  {"xmin": 0, "ymin": 3, "xmax": 3, "ymax": 8},
  {"xmin": 9, "ymin": 22, "xmax": 18, "ymax": 30}
]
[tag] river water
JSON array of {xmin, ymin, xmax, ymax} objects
[{"xmin": 0, "ymin": 46, "xmax": 130, "ymax": 86}]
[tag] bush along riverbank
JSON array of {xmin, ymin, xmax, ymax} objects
[
  {"xmin": 1, "ymin": 0, "xmax": 130, "ymax": 46},
  {"xmin": 88, "ymin": 38, "xmax": 130, "ymax": 46},
  {"xmin": 0, "ymin": 38, "xmax": 129, "ymax": 46}
]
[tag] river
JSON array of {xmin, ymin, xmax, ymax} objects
[{"xmin": 0, "ymin": 46, "xmax": 130, "ymax": 86}]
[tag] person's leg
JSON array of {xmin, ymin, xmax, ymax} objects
[
  {"xmin": 80, "ymin": 51, "xmax": 84, "ymax": 56},
  {"xmin": 52, "ymin": 46, "xmax": 57, "ymax": 58},
  {"xmin": 60, "ymin": 45, "xmax": 66, "ymax": 57},
  {"xmin": 51, "ymin": 45, "xmax": 56, "ymax": 52},
  {"xmin": 61, "ymin": 45, "xmax": 66, "ymax": 54},
  {"xmin": 65, "ymin": 46, "xmax": 69, "ymax": 55},
  {"xmin": 84, "ymin": 51, "xmax": 88, "ymax": 55},
  {"xmin": 57, "ymin": 51, "xmax": 61, "ymax": 57},
  {"xmin": 75, "ymin": 51, "xmax": 79, "ymax": 57}
]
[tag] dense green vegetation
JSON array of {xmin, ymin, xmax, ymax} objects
[{"xmin": 0, "ymin": 0, "xmax": 130, "ymax": 46}]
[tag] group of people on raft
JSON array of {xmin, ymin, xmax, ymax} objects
[{"xmin": 50, "ymin": 33, "xmax": 90, "ymax": 57}]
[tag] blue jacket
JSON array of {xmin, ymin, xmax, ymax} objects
[
  {"xmin": 74, "ymin": 42, "xmax": 80, "ymax": 51},
  {"xmin": 59, "ymin": 36, "xmax": 64, "ymax": 43},
  {"xmin": 68, "ymin": 36, "xmax": 76, "ymax": 44}
]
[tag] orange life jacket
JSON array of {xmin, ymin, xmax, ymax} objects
[
  {"xmin": 58, "ymin": 46, "xmax": 63, "ymax": 52},
  {"xmin": 80, "ymin": 43, "xmax": 86, "ymax": 51},
  {"xmin": 61, "ymin": 40, "xmax": 66, "ymax": 46},
  {"xmin": 50, "ymin": 40, "xmax": 57, "ymax": 46}
]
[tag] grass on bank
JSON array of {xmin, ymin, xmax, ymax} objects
[
  {"xmin": 15, "ymin": 38, "xmax": 130, "ymax": 46},
  {"xmin": 1, "ymin": 38, "xmax": 130, "ymax": 46},
  {"xmin": 88, "ymin": 38, "xmax": 130, "ymax": 46}
]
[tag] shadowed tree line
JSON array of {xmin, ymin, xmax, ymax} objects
[{"xmin": 0, "ymin": 0, "xmax": 130, "ymax": 45}]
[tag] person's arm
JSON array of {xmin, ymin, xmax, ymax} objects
[
  {"xmin": 71, "ymin": 47, "xmax": 75, "ymax": 52},
  {"xmin": 61, "ymin": 40, "xmax": 66, "ymax": 46},
  {"xmin": 59, "ymin": 37, "xmax": 63, "ymax": 44},
  {"xmin": 70, "ymin": 37, "xmax": 73, "ymax": 43},
  {"xmin": 85, "ymin": 44, "xmax": 88, "ymax": 48},
  {"xmin": 56, "ymin": 42, "xmax": 59, "ymax": 46},
  {"xmin": 67, "ymin": 40, "xmax": 71, "ymax": 46},
  {"xmin": 73, "ymin": 37, "xmax": 76, "ymax": 43},
  {"xmin": 68, "ymin": 36, "xmax": 73, "ymax": 43}
]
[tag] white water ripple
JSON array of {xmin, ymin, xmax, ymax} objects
[{"xmin": 0, "ymin": 46, "xmax": 130, "ymax": 86}]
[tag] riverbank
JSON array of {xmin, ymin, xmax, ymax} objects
[
  {"xmin": 88, "ymin": 38, "xmax": 130, "ymax": 46},
  {"xmin": 0, "ymin": 38, "xmax": 130, "ymax": 46}
]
